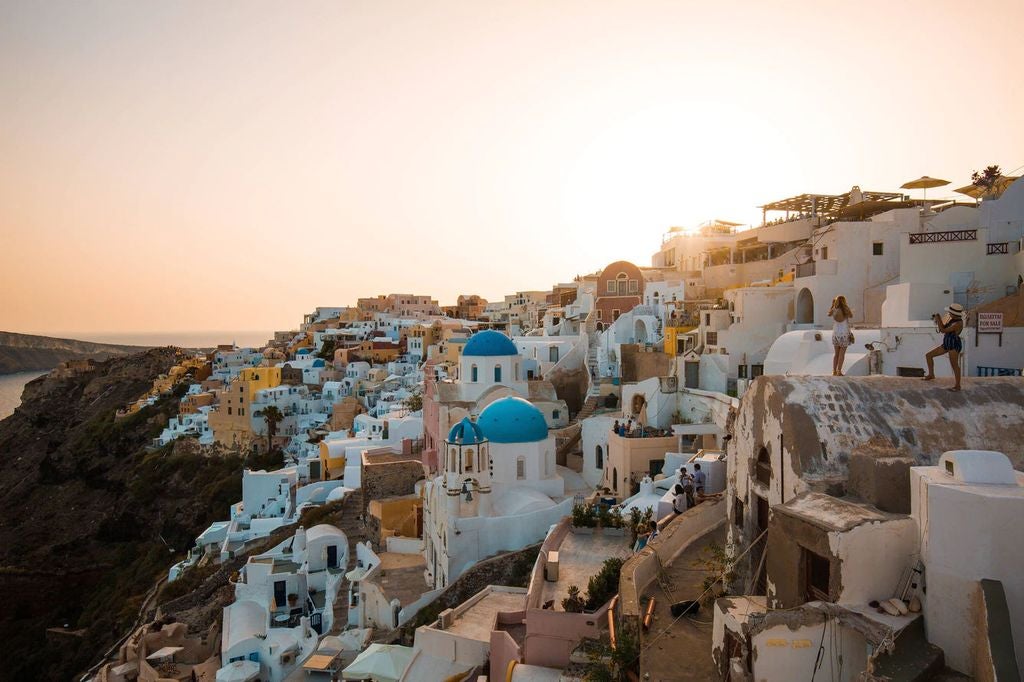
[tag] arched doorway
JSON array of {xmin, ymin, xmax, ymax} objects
[
  {"xmin": 595, "ymin": 445, "xmax": 604, "ymax": 470},
  {"xmin": 796, "ymin": 288, "xmax": 814, "ymax": 324},
  {"xmin": 634, "ymin": 318, "xmax": 649, "ymax": 343}
]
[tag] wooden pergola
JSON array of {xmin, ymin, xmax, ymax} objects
[{"xmin": 760, "ymin": 190, "xmax": 904, "ymax": 223}]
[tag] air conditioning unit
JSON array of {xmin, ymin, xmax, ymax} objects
[{"xmin": 659, "ymin": 376, "xmax": 678, "ymax": 393}]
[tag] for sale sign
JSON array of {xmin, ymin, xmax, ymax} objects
[{"xmin": 978, "ymin": 312, "xmax": 1004, "ymax": 333}]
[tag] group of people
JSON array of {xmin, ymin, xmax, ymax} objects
[
  {"xmin": 671, "ymin": 463, "xmax": 706, "ymax": 515},
  {"xmin": 829, "ymin": 294, "xmax": 965, "ymax": 390}
]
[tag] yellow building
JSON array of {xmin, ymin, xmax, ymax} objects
[
  {"xmin": 318, "ymin": 440, "xmax": 347, "ymax": 480},
  {"xmin": 367, "ymin": 494, "xmax": 423, "ymax": 541},
  {"xmin": 208, "ymin": 367, "xmax": 282, "ymax": 448},
  {"xmin": 663, "ymin": 325, "xmax": 697, "ymax": 356}
]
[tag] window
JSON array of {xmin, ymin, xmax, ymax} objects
[
  {"xmin": 756, "ymin": 447, "xmax": 771, "ymax": 485},
  {"xmin": 734, "ymin": 498, "xmax": 744, "ymax": 528},
  {"xmin": 751, "ymin": 364, "xmax": 764, "ymax": 378},
  {"xmin": 738, "ymin": 365, "xmax": 748, "ymax": 379},
  {"xmin": 803, "ymin": 548, "xmax": 832, "ymax": 602},
  {"xmin": 706, "ymin": 331, "xmax": 718, "ymax": 346},
  {"xmin": 628, "ymin": 279, "xmax": 639, "ymax": 293},
  {"xmin": 240, "ymin": 408, "xmax": 245, "ymax": 416},
  {"xmin": 549, "ymin": 347, "xmax": 559, "ymax": 363},
  {"xmin": 595, "ymin": 445, "xmax": 603, "ymax": 469},
  {"xmin": 227, "ymin": 406, "xmax": 232, "ymax": 415},
  {"xmin": 596, "ymin": 310, "xmax": 603, "ymax": 320},
  {"xmin": 471, "ymin": 365, "xmax": 478, "ymax": 382},
  {"xmin": 606, "ymin": 281, "xmax": 616, "ymax": 294},
  {"xmin": 617, "ymin": 273, "xmax": 628, "ymax": 295},
  {"xmin": 612, "ymin": 309, "xmax": 621, "ymax": 321},
  {"xmin": 872, "ymin": 242, "xmax": 884, "ymax": 256},
  {"xmin": 821, "ymin": 246, "xmax": 829, "ymax": 260},
  {"xmin": 553, "ymin": 409, "xmax": 560, "ymax": 420},
  {"xmin": 494, "ymin": 366, "xmax": 502, "ymax": 382},
  {"xmin": 464, "ymin": 449, "xmax": 474, "ymax": 472},
  {"xmin": 516, "ymin": 456, "xmax": 525, "ymax": 480}
]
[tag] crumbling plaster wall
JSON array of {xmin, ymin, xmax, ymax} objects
[{"xmin": 727, "ymin": 376, "xmax": 1024, "ymax": 586}]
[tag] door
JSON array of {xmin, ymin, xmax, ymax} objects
[
  {"xmin": 309, "ymin": 460, "xmax": 321, "ymax": 481},
  {"xmin": 685, "ymin": 361, "xmax": 700, "ymax": 389},
  {"xmin": 754, "ymin": 495, "xmax": 769, "ymax": 594},
  {"xmin": 327, "ymin": 545, "xmax": 338, "ymax": 569},
  {"xmin": 274, "ymin": 580, "xmax": 287, "ymax": 609},
  {"xmin": 311, "ymin": 612, "xmax": 323, "ymax": 635}
]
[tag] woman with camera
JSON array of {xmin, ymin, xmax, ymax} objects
[{"xmin": 923, "ymin": 303, "xmax": 965, "ymax": 391}]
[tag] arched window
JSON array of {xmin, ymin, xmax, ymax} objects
[
  {"xmin": 471, "ymin": 365, "xmax": 478, "ymax": 382},
  {"xmin": 596, "ymin": 445, "xmax": 604, "ymax": 470},
  {"xmin": 449, "ymin": 448, "xmax": 457, "ymax": 472},
  {"xmin": 464, "ymin": 448, "xmax": 474, "ymax": 473},
  {"xmin": 756, "ymin": 447, "xmax": 772, "ymax": 485},
  {"xmin": 516, "ymin": 456, "xmax": 525, "ymax": 480},
  {"xmin": 494, "ymin": 365, "xmax": 502, "ymax": 382},
  {"xmin": 612, "ymin": 467, "xmax": 618, "ymax": 492},
  {"xmin": 616, "ymin": 272, "xmax": 628, "ymax": 295}
]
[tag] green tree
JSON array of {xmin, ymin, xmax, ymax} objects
[
  {"xmin": 971, "ymin": 164, "xmax": 1003, "ymax": 196},
  {"xmin": 404, "ymin": 391, "xmax": 423, "ymax": 413},
  {"xmin": 258, "ymin": 405, "xmax": 284, "ymax": 452}
]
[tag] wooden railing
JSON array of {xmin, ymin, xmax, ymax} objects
[{"xmin": 908, "ymin": 229, "xmax": 977, "ymax": 244}]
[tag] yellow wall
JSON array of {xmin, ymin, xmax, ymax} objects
[
  {"xmin": 238, "ymin": 366, "xmax": 282, "ymax": 402},
  {"xmin": 318, "ymin": 442, "xmax": 346, "ymax": 480},
  {"xmin": 368, "ymin": 497, "xmax": 422, "ymax": 539},
  {"xmin": 663, "ymin": 325, "xmax": 697, "ymax": 356}
]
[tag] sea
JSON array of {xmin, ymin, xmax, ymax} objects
[{"xmin": 0, "ymin": 330, "xmax": 272, "ymax": 420}]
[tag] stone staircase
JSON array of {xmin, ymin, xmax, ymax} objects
[
  {"xmin": 576, "ymin": 394, "xmax": 602, "ymax": 422},
  {"xmin": 869, "ymin": 618, "xmax": 945, "ymax": 681},
  {"xmin": 328, "ymin": 488, "xmax": 366, "ymax": 634}
]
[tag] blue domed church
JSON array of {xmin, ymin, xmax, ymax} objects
[{"xmin": 421, "ymin": 333, "xmax": 585, "ymax": 588}]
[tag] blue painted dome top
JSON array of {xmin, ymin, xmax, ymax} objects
[
  {"xmin": 312, "ymin": 358, "xmax": 326, "ymax": 367},
  {"xmin": 297, "ymin": 348, "xmax": 312, "ymax": 355},
  {"xmin": 462, "ymin": 330, "xmax": 518, "ymax": 357},
  {"xmin": 447, "ymin": 417, "xmax": 486, "ymax": 445},
  {"xmin": 478, "ymin": 397, "xmax": 548, "ymax": 443}
]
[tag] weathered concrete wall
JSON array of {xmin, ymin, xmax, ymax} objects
[
  {"xmin": 727, "ymin": 376, "xmax": 1024, "ymax": 587},
  {"xmin": 620, "ymin": 344, "xmax": 672, "ymax": 384},
  {"xmin": 847, "ymin": 444, "xmax": 913, "ymax": 514},
  {"xmin": 619, "ymin": 498, "xmax": 726, "ymax": 620},
  {"xmin": 546, "ymin": 365, "xmax": 587, "ymax": 417}
]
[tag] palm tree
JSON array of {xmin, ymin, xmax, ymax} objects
[{"xmin": 259, "ymin": 405, "xmax": 284, "ymax": 452}]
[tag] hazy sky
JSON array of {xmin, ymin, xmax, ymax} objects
[{"xmin": 2, "ymin": 0, "xmax": 1023, "ymax": 336}]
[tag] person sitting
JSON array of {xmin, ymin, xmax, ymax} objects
[
  {"xmin": 612, "ymin": 419, "xmax": 620, "ymax": 435},
  {"xmin": 672, "ymin": 483, "xmax": 688, "ymax": 515}
]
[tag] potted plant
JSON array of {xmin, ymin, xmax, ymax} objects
[
  {"xmin": 562, "ymin": 584, "xmax": 586, "ymax": 613},
  {"xmin": 571, "ymin": 503, "xmax": 596, "ymax": 534},
  {"xmin": 602, "ymin": 508, "xmax": 626, "ymax": 536}
]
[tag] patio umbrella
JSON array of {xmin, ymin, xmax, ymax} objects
[
  {"xmin": 954, "ymin": 176, "xmax": 1019, "ymax": 199},
  {"xmin": 342, "ymin": 643, "xmax": 415, "ymax": 682},
  {"xmin": 900, "ymin": 176, "xmax": 950, "ymax": 201},
  {"xmin": 216, "ymin": 659, "xmax": 261, "ymax": 682}
]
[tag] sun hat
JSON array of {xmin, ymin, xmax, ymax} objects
[{"xmin": 945, "ymin": 303, "xmax": 965, "ymax": 319}]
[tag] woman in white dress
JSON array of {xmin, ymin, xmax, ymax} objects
[{"xmin": 829, "ymin": 295, "xmax": 854, "ymax": 376}]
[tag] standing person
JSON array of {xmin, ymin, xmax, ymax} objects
[
  {"xmin": 923, "ymin": 304, "xmax": 965, "ymax": 391},
  {"xmin": 612, "ymin": 420, "xmax": 620, "ymax": 436},
  {"xmin": 692, "ymin": 462, "xmax": 707, "ymax": 495},
  {"xmin": 828, "ymin": 295, "xmax": 854, "ymax": 376}
]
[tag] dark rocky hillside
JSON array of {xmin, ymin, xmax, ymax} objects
[
  {"xmin": 0, "ymin": 331, "xmax": 147, "ymax": 374},
  {"xmin": 0, "ymin": 348, "xmax": 273, "ymax": 681}
]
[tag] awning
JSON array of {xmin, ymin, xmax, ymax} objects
[
  {"xmin": 146, "ymin": 646, "xmax": 184, "ymax": 660},
  {"xmin": 303, "ymin": 653, "xmax": 340, "ymax": 671},
  {"xmin": 342, "ymin": 643, "xmax": 415, "ymax": 682},
  {"xmin": 954, "ymin": 176, "xmax": 1019, "ymax": 199}
]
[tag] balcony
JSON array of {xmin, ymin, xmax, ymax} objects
[
  {"xmin": 987, "ymin": 242, "xmax": 1010, "ymax": 255},
  {"xmin": 908, "ymin": 229, "xmax": 977, "ymax": 244}
]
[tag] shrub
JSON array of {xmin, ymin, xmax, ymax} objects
[{"xmin": 585, "ymin": 557, "xmax": 624, "ymax": 611}]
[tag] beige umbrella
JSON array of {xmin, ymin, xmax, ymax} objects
[
  {"xmin": 954, "ymin": 176, "xmax": 1019, "ymax": 200},
  {"xmin": 900, "ymin": 176, "xmax": 951, "ymax": 201}
]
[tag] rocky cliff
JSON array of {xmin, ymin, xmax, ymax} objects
[
  {"xmin": 0, "ymin": 331, "xmax": 148, "ymax": 374},
  {"xmin": 0, "ymin": 348, "xmax": 271, "ymax": 681}
]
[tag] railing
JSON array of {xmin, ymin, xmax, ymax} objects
[
  {"xmin": 977, "ymin": 366, "xmax": 1022, "ymax": 377},
  {"xmin": 908, "ymin": 229, "xmax": 977, "ymax": 244},
  {"xmin": 987, "ymin": 242, "xmax": 1009, "ymax": 255}
]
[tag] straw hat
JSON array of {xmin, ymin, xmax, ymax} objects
[{"xmin": 945, "ymin": 303, "xmax": 965, "ymax": 319}]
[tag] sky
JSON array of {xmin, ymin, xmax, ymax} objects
[{"xmin": 2, "ymin": 0, "xmax": 1023, "ymax": 337}]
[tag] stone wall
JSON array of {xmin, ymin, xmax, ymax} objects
[
  {"xmin": 361, "ymin": 454, "xmax": 424, "ymax": 512},
  {"xmin": 620, "ymin": 344, "xmax": 671, "ymax": 384}
]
